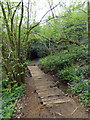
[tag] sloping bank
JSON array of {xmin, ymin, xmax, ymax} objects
[{"xmin": 39, "ymin": 45, "xmax": 90, "ymax": 109}]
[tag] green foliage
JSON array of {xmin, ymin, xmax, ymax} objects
[
  {"xmin": 40, "ymin": 53, "xmax": 74, "ymax": 72},
  {"xmin": 79, "ymin": 90, "xmax": 90, "ymax": 107},
  {"xmin": 69, "ymin": 79, "xmax": 88, "ymax": 94},
  {"xmin": 39, "ymin": 45, "xmax": 88, "ymax": 73},
  {"xmin": 37, "ymin": 4, "xmax": 87, "ymax": 54},
  {"xmin": 57, "ymin": 65, "xmax": 84, "ymax": 82},
  {"xmin": 69, "ymin": 79, "xmax": 90, "ymax": 107},
  {"xmin": 57, "ymin": 64, "xmax": 89, "ymax": 82},
  {"xmin": 57, "ymin": 65, "xmax": 90, "ymax": 107},
  {"xmin": 1, "ymin": 80, "xmax": 26, "ymax": 119}
]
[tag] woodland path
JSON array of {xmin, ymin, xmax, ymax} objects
[{"xmin": 14, "ymin": 60, "xmax": 89, "ymax": 118}]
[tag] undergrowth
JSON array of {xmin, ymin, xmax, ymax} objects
[
  {"xmin": 1, "ymin": 80, "xmax": 26, "ymax": 119},
  {"xmin": 39, "ymin": 45, "xmax": 88, "ymax": 72},
  {"xmin": 39, "ymin": 45, "xmax": 90, "ymax": 108},
  {"xmin": 1, "ymin": 60, "xmax": 30, "ymax": 118}
]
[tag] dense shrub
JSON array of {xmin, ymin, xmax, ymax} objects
[
  {"xmin": 39, "ymin": 45, "xmax": 88, "ymax": 72},
  {"xmin": 57, "ymin": 65, "xmax": 89, "ymax": 81},
  {"xmin": 69, "ymin": 79, "xmax": 90, "ymax": 107},
  {"xmin": 39, "ymin": 53, "xmax": 77, "ymax": 73},
  {"xmin": 57, "ymin": 65, "xmax": 84, "ymax": 82}
]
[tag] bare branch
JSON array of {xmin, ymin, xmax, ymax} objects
[
  {"xmin": 32, "ymin": 32, "xmax": 50, "ymax": 41},
  {"xmin": 26, "ymin": 2, "xmax": 60, "ymax": 37},
  {"xmin": 39, "ymin": 2, "xmax": 60, "ymax": 24},
  {"xmin": 6, "ymin": 2, "xmax": 11, "ymax": 19},
  {"xmin": 79, "ymin": 8, "xmax": 87, "ymax": 13},
  {"xmin": 33, "ymin": 32, "xmax": 80, "ymax": 46},
  {"xmin": 47, "ymin": 0, "xmax": 55, "ymax": 19},
  {"xmin": 11, "ymin": 2, "xmax": 21, "ymax": 32},
  {"xmin": 26, "ymin": 0, "xmax": 30, "ymax": 41},
  {"xmin": 56, "ymin": 39, "xmax": 80, "ymax": 46}
]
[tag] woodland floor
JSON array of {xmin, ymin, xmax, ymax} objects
[{"xmin": 13, "ymin": 60, "xmax": 90, "ymax": 119}]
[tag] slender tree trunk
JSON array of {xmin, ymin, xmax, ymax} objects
[
  {"xmin": 18, "ymin": 1, "xmax": 24, "ymax": 58},
  {"xmin": 88, "ymin": 1, "xmax": 90, "ymax": 91},
  {"xmin": 26, "ymin": 0, "xmax": 30, "ymax": 41},
  {"xmin": 88, "ymin": 1, "xmax": 90, "ymax": 56}
]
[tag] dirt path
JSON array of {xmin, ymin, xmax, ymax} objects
[{"xmin": 14, "ymin": 62, "xmax": 89, "ymax": 118}]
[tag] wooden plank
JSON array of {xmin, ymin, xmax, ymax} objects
[
  {"xmin": 43, "ymin": 99, "xmax": 70, "ymax": 105},
  {"xmin": 38, "ymin": 92, "xmax": 63, "ymax": 99},
  {"xmin": 37, "ymin": 89, "xmax": 61, "ymax": 95},
  {"xmin": 42, "ymin": 96, "xmax": 66, "ymax": 102},
  {"xmin": 36, "ymin": 87, "xmax": 59, "ymax": 93},
  {"xmin": 38, "ymin": 93, "xmax": 61, "ymax": 99}
]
